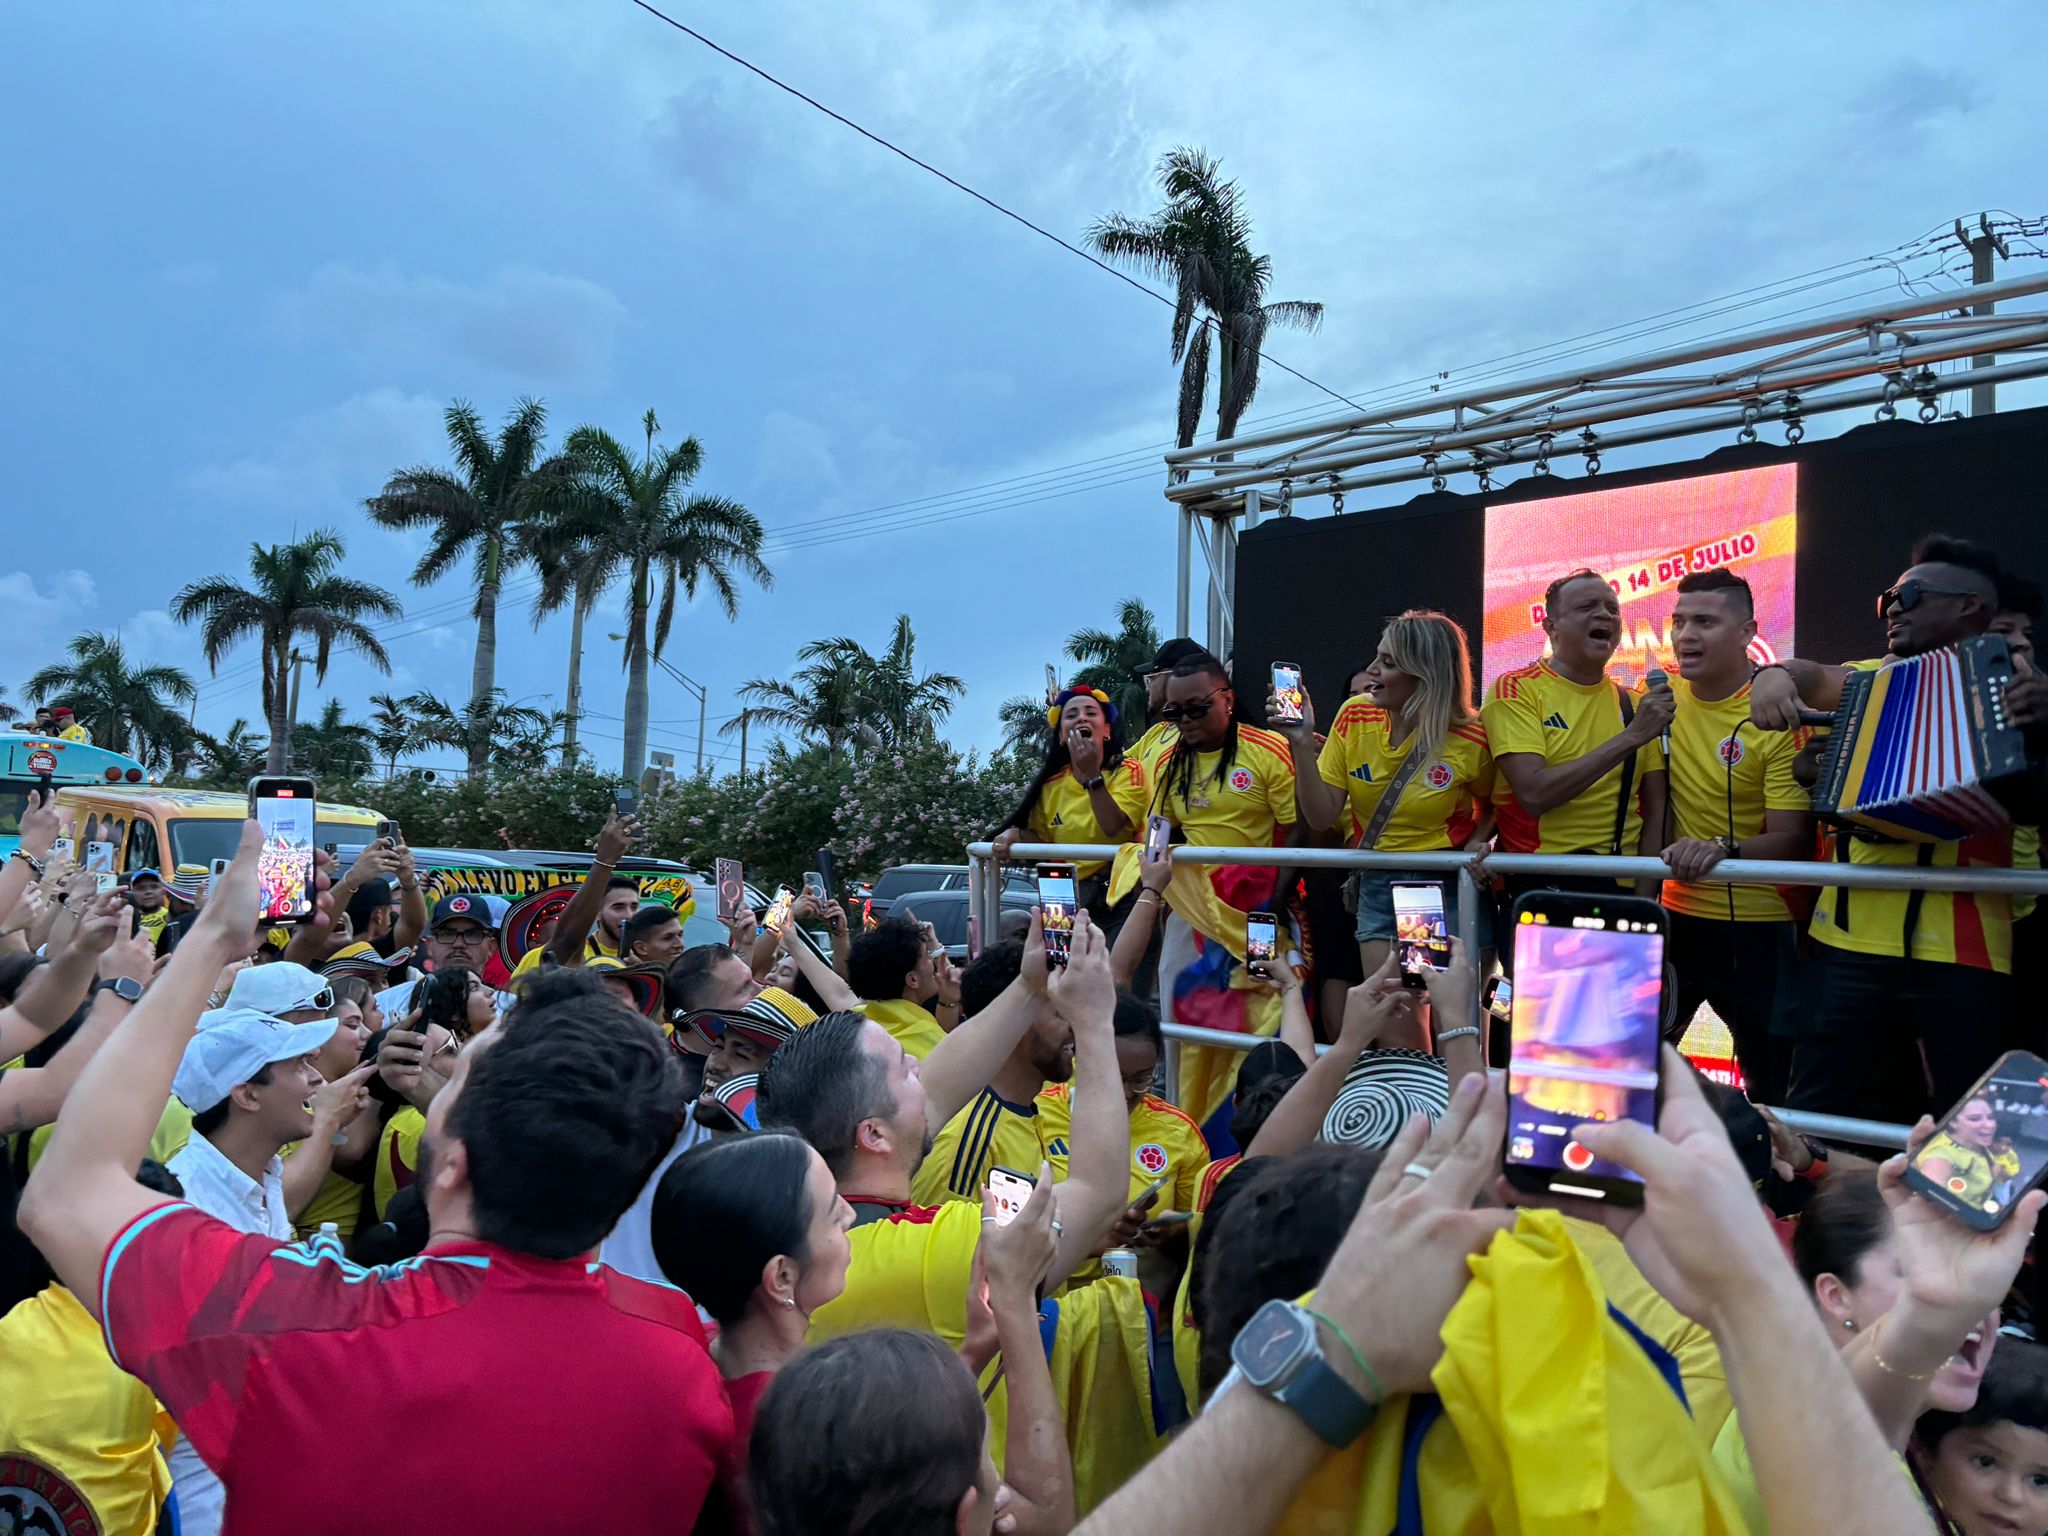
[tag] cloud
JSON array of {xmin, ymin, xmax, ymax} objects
[
  {"xmin": 755, "ymin": 410, "xmax": 839, "ymax": 484},
  {"xmin": 189, "ymin": 387, "xmax": 447, "ymax": 515},
  {"xmin": 1851, "ymin": 63, "xmax": 1985, "ymax": 134},
  {"xmin": 272, "ymin": 263, "xmax": 629, "ymax": 389},
  {"xmin": 646, "ymin": 78, "xmax": 764, "ymax": 201}
]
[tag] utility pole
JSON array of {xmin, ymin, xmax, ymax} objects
[
  {"xmin": 1957, "ymin": 214, "xmax": 2011, "ymax": 417},
  {"xmin": 738, "ymin": 712, "xmax": 749, "ymax": 777},
  {"xmin": 285, "ymin": 649, "xmax": 306, "ymax": 767}
]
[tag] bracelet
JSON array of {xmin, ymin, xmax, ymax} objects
[
  {"xmin": 1751, "ymin": 662, "xmax": 1790, "ymax": 680},
  {"xmin": 1435, "ymin": 1026, "xmax": 1481, "ymax": 1044},
  {"xmin": 1136, "ymin": 889, "xmax": 1164, "ymax": 905},
  {"xmin": 9, "ymin": 849, "xmax": 44, "ymax": 878},
  {"xmin": 1081, "ymin": 775, "xmax": 1106, "ymax": 792},
  {"xmin": 1866, "ymin": 1319, "xmax": 1936, "ymax": 1382},
  {"xmin": 1301, "ymin": 1305, "xmax": 1382, "ymax": 1406}
]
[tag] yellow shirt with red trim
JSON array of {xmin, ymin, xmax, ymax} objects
[
  {"xmin": 1481, "ymin": 660, "xmax": 1664, "ymax": 855},
  {"xmin": 1316, "ymin": 700, "xmax": 1494, "ymax": 853},
  {"xmin": 859, "ymin": 997, "xmax": 947, "ymax": 1060},
  {"xmin": 1810, "ymin": 659, "xmax": 2014, "ymax": 973},
  {"xmin": 1195, "ymin": 1153, "xmax": 1242, "ymax": 1213},
  {"xmin": 1661, "ymin": 677, "xmax": 1811, "ymax": 922},
  {"xmin": 910, "ymin": 1086, "xmax": 1052, "ymax": 1206},
  {"xmin": 373, "ymin": 1106, "xmax": 425, "ymax": 1220},
  {"xmin": 1156, "ymin": 725, "xmax": 1297, "ymax": 847},
  {"xmin": 59, "ymin": 723, "xmax": 90, "ymax": 743},
  {"xmin": 1028, "ymin": 760, "xmax": 1151, "ymax": 878},
  {"xmin": 809, "ymin": 1197, "xmax": 982, "ymax": 1345},
  {"xmin": 2014, "ymin": 824, "xmax": 2040, "ymax": 924},
  {"xmin": 1035, "ymin": 1085, "xmax": 1211, "ymax": 1214},
  {"xmin": 1126, "ymin": 719, "xmax": 1180, "ymax": 783}
]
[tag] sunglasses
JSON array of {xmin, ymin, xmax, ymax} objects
[
  {"xmin": 1157, "ymin": 688, "xmax": 1229, "ymax": 723},
  {"xmin": 298, "ymin": 985, "xmax": 336, "ymax": 1013},
  {"xmin": 1878, "ymin": 578, "xmax": 1977, "ymax": 618}
]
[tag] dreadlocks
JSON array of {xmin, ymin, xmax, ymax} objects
[{"xmin": 1156, "ymin": 653, "xmax": 1240, "ymax": 814}]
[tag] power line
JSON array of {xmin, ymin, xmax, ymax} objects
[{"xmin": 623, "ymin": 0, "xmax": 1366, "ymax": 413}]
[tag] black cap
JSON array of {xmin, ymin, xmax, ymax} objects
[
  {"xmin": 1236, "ymin": 1038, "xmax": 1307, "ymax": 1098},
  {"xmin": 1147, "ymin": 637, "xmax": 1208, "ymax": 675}
]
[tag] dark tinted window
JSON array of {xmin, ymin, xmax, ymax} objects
[{"xmin": 920, "ymin": 899, "xmax": 968, "ymax": 946}]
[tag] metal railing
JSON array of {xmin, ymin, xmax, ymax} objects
[{"xmin": 964, "ymin": 840, "xmax": 2048, "ymax": 1152}]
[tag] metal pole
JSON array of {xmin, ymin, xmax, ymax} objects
[
  {"xmin": 739, "ymin": 713, "xmax": 749, "ymax": 777},
  {"xmin": 966, "ymin": 849, "xmax": 985, "ymax": 961},
  {"xmin": 1175, "ymin": 505, "xmax": 1192, "ymax": 639},
  {"xmin": 1962, "ymin": 214, "xmax": 2010, "ymax": 417},
  {"xmin": 696, "ymin": 686, "xmax": 706, "ymax": 776}
]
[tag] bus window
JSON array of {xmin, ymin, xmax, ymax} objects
[{"xmin": 129, "ymin": 818, "xmax": 162, "ymax": 876}]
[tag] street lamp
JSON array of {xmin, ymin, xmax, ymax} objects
[{"xmin": 609, "ymin": 635, "xmax": 707, "ymax": 775}]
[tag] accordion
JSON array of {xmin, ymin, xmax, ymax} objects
[{"xmin": 1811, "ymin": 634, "xmax": 2028, "ymax": 843}]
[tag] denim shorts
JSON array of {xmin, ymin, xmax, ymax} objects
[{"xmin": 1353, "ymin": 871, "xmax": 1495, "ymax": 952}]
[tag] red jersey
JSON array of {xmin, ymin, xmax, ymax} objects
[{"xmin": 100, "ymin": 1204, "xmax": 731, "ymax": 1535}]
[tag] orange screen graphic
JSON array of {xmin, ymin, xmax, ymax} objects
[{"xmin": 1480, "ymin": 463, "xmax": 1798, "ymax": 691}]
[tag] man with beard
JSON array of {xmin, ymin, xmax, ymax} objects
[
  {"xmin": 1483, "ymin": 567, "xmax": 1672, "ymax": 907},
  {"xmin": 19, "ymin": 822, "xmax": 731, "ymax": 1536},
  {"xmin": 598, "ymin": 987, "xmax": 818, "ymax": 1286},
  {"xmin": 848, "ymin": 915, "xmax": 956, "ymax": 1058},
  {"xmin": 909, "ymin": 941, "xmax": 1073, "ymax": 1206}
]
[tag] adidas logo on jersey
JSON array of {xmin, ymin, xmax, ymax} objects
[
  {"xmin": 1542, "ymin": 712, "xmax": 1569, "ymax": 728},
  {"xmin": 1349, "ymin": 763, "xmax": 1374, "ymax": 782}
]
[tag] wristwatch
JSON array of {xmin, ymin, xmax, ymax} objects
[
  {"xmin": 1230, "ymin": 1299, "xmax": 1377, "ymax": 1447},
  {"xmin": 96, "ymin": 976, "xmax": 144, "ymax": 1003},
  {"xmin": 1713, "ymin": 834, "xmax": 1740, "ymax": 858},
  {"xmin": 1080, "ymin": 775, "xmax": 1107, "ymax": 792}
]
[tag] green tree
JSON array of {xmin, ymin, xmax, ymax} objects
[
  {"xmin": 25, "ymin": 633, "xmax": 196, "ymax": 768},
  {"xmin": 744, "ymin": 616, "xmax": 963, "ymax": 755},
  {"xmin": 188, "ymin": 718, "xmax": 268, "ymax": 788},
  {"xmin": 1087, "ymin": 147, "xmax": 1323, "ymax": 446},
  {"xmin": 524, "ymin": 501, "xmax": 606, "ymax": 765},
  {"xmin": 996, "ymin": 694, "xmax": 1051, "ymax": 763},
  {"xmin": 368, "ymin": 692, "xmax": 437, "ymax": 780},
  {"xmin": 365, "ymin": 397, "xmax": 552, "ymax": 777},
  {"xmin": 1064, "ymin": 595, "xmax": 1161, "ymax": 732},
  {"xmin": 172, "ymin": 529, "xmax": 402, "ymax": 774},
  {"xmin": 0, "ymin": 685, "xmax": 17, "ymax": 725},
  {"xmin": 293, "ymin": 698, "xmax": 377, "ymax": 780},
  {"xmin": 548, "ymin": 410, "xmax": 771, "ymax": 780},
  {"xmin": 735, "ymin": 650, "xmax": 876, "ymax": 757}
]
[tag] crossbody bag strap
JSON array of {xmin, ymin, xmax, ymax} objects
[
  {"xmin": 1356, "ymin": 741, "xmax": 1433, "ymax": 851},
  {"xmin": 1609, "ymin": 687, "xmax": 1638, "ymax": 857}
]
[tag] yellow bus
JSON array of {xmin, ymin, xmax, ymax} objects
[{"xmin": 54, "ymin": 785, "xmax": 385, "ymax": 882}]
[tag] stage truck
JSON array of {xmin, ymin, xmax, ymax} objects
[{"xmin": 0, "ymin": 735, "xmax": 154, "ymax": 862}]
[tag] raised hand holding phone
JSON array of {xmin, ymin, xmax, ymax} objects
[
  {"xmin": 1036, "ymin": 863, "xmax": 1079, "ymax": 968},
  {"xmin": 1901, "ymin": 1050, "xmax": 2048, "ymax": 1231}
]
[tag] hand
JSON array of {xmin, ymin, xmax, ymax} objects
[
  {"xmin": 1661, "ymin": 837, "xmax": 1728, "ymax": 883},
  {"xmin": 196, "ymin": 820, "xmax": 335, "ymax": 956},
  {"xmin": 1756, "ymin": 1106, "xmax": 1814, "ymax": 1182},
  {"xmin": 1097, "ymin": 1186, "xmax": 1160, "ymax": 1252},
  {"xmin": 97, "ymin": 911, "xmax": 156, "ymax": 986},
  {"xmin": 934, "ymin": 954, "xmax": 963, "ymax": 1009},
  {"xmin": 311, "ymin": 1061, "xmax": 377, "ymax": 1131},
  {"xmin": 1067, "ymin": 726, "xmax": 1106, "ymax": 782},
  {"xmin": 1417, "ymin": 935, "xmax": 1477, "ymax": 1037},
  {"xmin": 1045, "ymin": 911, "xmax": 1113, "ymax": 1027},
  {"xmin": 1880, "ymin": 1115, "xmax": 2042, "ymax": 1323},
  {"xmin": 1628, "ymin": 682, "xmax": 1676, "ymax": 743},
  {"xmin": 0, "ymin": 885, "xmax": 45, "ymax": 937},
  {"xmin": 393, "ymin": 842, "xmax": 418, "ymax": 887},
  {"xmin": 2006, "ymin": 653, "xmax": 2048, "ymax": 730},
  {"xmin": 980, "ymin": 1164, "xmax": 1060, "ymax": 1302},
  {"xmin": 1137, "ymin": 844, "xmax": 1174, "ymax": 895},
  {"xmin": 724, "ymin": 904, "xmax": 759, "ymax": 951},
  {"xmin": 594, "ymin": 809, "xmax": 643, "ymax": 866},
  {"xmin": 71, "ymin": 893, "xmax": 128, "ymax": 955},
  {"xmin": 17, "ymin": 786, "xmax": 61, "ymax": 859},
  {"xmin": 1572, "ymin": 1047, "xmax": 1808, "ymax": 1325},
  {"xmin": 1339, "ymin": 951, "xmax": 1414, "ymax": 1046},
  {"xmin": 1749, "ymin": 665, "xmax": 1804, "ymax": 732},
  {"xmin": 1018, "ymin": 909, "xmax": 1049, "ymax": 999},
  {"xmin": 1264, "ymin": 683, "xmax": 1316, "ymax": 740},
  {"xmin": 820, "ymin": 898, "xmax": 849, "ymax": 940},
  {"xmin": 1313, "ymin": 1073, "xmax": 1517, "ymax": 1396},
  {"xmin": 377, "ymin": 1014, "xmax": 430, "ymax": 1097},
  {"xmin": 345, "ymin": 843, "xmax": 399, "ymax": 885},
  {"xmin": 991, "ymin": 827, "xmax": 1023, "ymax": 864},
  {"xmin": 211, "ymin": 956, "xmax": 252, "ymax": 1002},
  {"xmin": 60, "ymin": 870, "xmax": 98, "ymax": 909},
  {"xmin": 789, "ymin": 891, "xmax": 821, "ymax": 925}
]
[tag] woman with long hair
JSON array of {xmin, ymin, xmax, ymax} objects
[
  {"xmin": 1270, "ymin": 611, "xmax": 1495, "ymax": 979},
  {"xmin": 992, "ymin": 684, "xmax": 1149, "ymax": 916}
]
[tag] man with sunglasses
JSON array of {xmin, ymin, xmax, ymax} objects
[
  {"xmin": 1129, "ymin": 637, "xmax": 1208, "ymax": 781},
  {"xmin": 1753, "ymin": 536, "xmax": 2038, "ymax": 1120}
]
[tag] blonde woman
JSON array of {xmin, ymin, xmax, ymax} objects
[{"xmin": 1269, "ymin": 611, "xmax": 1495, "ymax": 978}]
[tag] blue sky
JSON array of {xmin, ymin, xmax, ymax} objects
[{"xmin": 6, "ymin": 1, "xmax": 2044, "ymax": 775}]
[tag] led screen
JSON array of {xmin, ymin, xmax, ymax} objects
[{"xmin": 1480, "ymin": 463, "xmax": 1798, "ymax": 692}]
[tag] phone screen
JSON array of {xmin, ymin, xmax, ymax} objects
[
  {"xmin": 1504, "ymin": 899, "xmax": 1665, "ymax": 1200},
  {"xmin": 988, "ymin": 1165, "xmax": 1037, "ymax": 1227},
  {"xmin": 1143, "ymin": 813, "xmax": 1172, "ymax": 865},
  {"xmin": 1037, "ymin": 864, "xmax": 1078, "ymax": 966},
  {"xmin": 1483, "ymin": 973, "xmax": 1513, "ymax": 1020},
  {"xmin": 614, "ymin": 788, "xmax": 638, "ymax": 821},
  {"xmin": 1392, "ymin": 882, "xmax": 1450, "ymax": 983},
  {"xmin": 1271, "ymin": 663, "xmax": 1304, "ymax": 724},
  {"xmin": 1245, "ymin": 910, "xmax": 1278, "ymax": 970},
  {"xmin": 763, "ymin": 885, "xmax": 796, "ymax": 935},
  {"xmin": 249, "ymin": 777, "xmax": 317, "ymax": 923},
  {"xmin": 1906, "ymin": 1051, "xmax": 2048, "ymax": 1228}
]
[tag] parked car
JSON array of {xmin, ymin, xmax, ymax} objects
[
  {"xmin": 887, "ymin": 887, "xmax": 1038, "ymax": 963},
  {"xmin": 863, "ymin": 862, "xmax": 1036, "ymax": 928}
]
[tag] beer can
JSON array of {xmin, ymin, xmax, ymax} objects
[{"xmin": 1101, "ymin": 1248, "xmax": 1138, "ymax": 1279}]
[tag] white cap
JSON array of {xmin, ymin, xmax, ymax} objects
[
  {"xmin": 173, "ymin": 1007, "xmax": 339, "ymax": 1113},
  {"xmin": 226, "ymin": 961, "xmax": 335, "ymax": 1019}
]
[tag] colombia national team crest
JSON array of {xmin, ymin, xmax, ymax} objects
[
  {"xmin": 1228, "ymin": 767, "xmax": 1254, "ymax": 794},
  {"xmin": 0, "ymin": 1454, "xmax": 96, "ymax": 1536},
  {"xmin": 1134, "ymin": 1142, "xmax": 1168, "ymax": 1176},
  {"xmin": 1423, "ymin": 761, "xmax": 1454, "ymax": 790},
  {"xmin": 1718, "ymin": 735, "xmax": 1746, "ymax": 767}
]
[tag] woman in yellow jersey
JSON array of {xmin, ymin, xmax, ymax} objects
[
  {"xmin": 1273, "ymin": 611, "xmax": 1496, "ymax": 978},
  {"xmin": 290, "ymin": 989, "xmax": 377, "ymax": 1238},
  {"xmin": 992, "ymin": 684, "xmax": 1149, "ymax": 920},
  {"xmin": 1915, "ymin": 1098, "xmax": 2024, "ymax": 1212}
]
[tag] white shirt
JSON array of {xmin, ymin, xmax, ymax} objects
[
  {"xmin": 598, "ymin": 1118, "xmax": 716, "ymax": 1286},
  {"xmin": 164, "ymin": 1131, "xmax": 293, "ymax": 1536}
]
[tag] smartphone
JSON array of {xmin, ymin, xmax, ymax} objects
[
  {"xmin": 1036, "ymin": 861, "xmax": 1078, "ymax": 967},
  {"xmin": 1501, "ymin": 892, "xmax": 1667, "ymax": 1207},
  {"xmin": 613, "ymin": 788, "xmax": 638, "ymax": 822},
  {"xmin": 762, "ymin": 885, "xmax": 796, "ymax": 935},
  {"xmin": 1271, "ymin": 662, "xmax": 1305, "ymax": 725},
  {"xmin": 247, "ymin": 776, "xmax": 317, "ymax": 924},
  {"xmin": 715, "ymin": 858, "xmax": 744, "ymax": 923},
  {"xmin": 1245, "ymin": 909, "xmax": 1279, "ymax": 977},
  {"xmin": 1391, "ymin": 881, "xmax": 1450, "ymax": 987},
  {"xmin": 988, "ymin": 1165, "xmax": 1038, "ymax": 1227},
  {"xmin": 1483, "ymin": 973, "xmax": 1513, "ymax": 1021},
  {"xmin": 1905, "ymin": 1050, "xmax": 2048, "ymax": 1230},
  {"xmin": 375, "ymin": 819, "xmax": 402, "ymax": 846},
  {"xmin": 1044, "ymin": 664, "xmax": 1059, "ymax": 705},
  {"xmin": 1143, "ymin": 813, "xmax": 1172, "ymax": 866},
  {"xmin": 51, "ymin": 837, "xmax": 74, "ymax": 860},
  {"xmin": 802, "ymin": 870, "xmax": 828, "ymax": 906},
  {"xmin": 1132, "ymin": 1171, "xmax": 1170, "ymax": 1210},
  {"xmin": 1142, "ymin": 1209, "xmax": 1195, "ymax": 1231},
  {"xmin": 208, "ymin": 856, "xmax": 231, "ymax": 897},
  {"xmin": 814, "ymin": 847, "xmax": 839, "ymax": 903}
]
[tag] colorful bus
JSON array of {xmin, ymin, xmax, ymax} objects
[{"xmin": 0, "ymin": 735, "xmax": 153, "ymax": 859}]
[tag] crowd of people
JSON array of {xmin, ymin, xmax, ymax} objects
[{"xmin": 2, "ymin": 529, "xmax": 2047, "ymax": 1535}]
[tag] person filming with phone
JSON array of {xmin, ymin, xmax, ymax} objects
[{"xmin": 992, "ymin": 684, "xmax": 1150, "ymax": 921}]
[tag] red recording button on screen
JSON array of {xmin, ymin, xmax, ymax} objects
[{"xmin": 1562, "ymin": 1141, "xmax": 1595, "ymax": 1173}]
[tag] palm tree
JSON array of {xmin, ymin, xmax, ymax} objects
[
  {"xmin": 292, "ymin": 698, "xmax": 377, "ymax": 780},
  {"xmin": 26, "ymin": 632, "xmax": 197, "ymax": 768},
  {"xmin": 1088, "ymin": 147, "xmax": 1324, "ymax": 446},
  {"xmin": 368, "ymin": 692, "xmax": 434, "ymax": 780},
  {"xmin": 0, "ymin": 684, "xmax": 17, "ymax": 725},
  {"xmin": 189, "ymin": 718, "xmax": 268, "ymax": 788},
  {"xmin": 805, "ymin": 615, "xmax": 965, "ymax": 747},
  {"xmin": 547, "ymin": 410, "xmax": 771, "ymax": 779},
  {"xmin": 524, "ymin": 501, "xmax": 606, "ymax": 765},
  {"xmin": 365, "ymin": 397, "xmax": 550, "ymax": 776},
  {"xmin": 997, "ymin": 694, "xmax": 1052, "ymax": 761},
  {"xmin": 172, "ymin": 530, "xmax": 402, "ymax": 774},
  {"xmin": 733, "ymin": 652, "xmax": 874, "ymax": 757},
  {"xmin": 1065, "ymin": 596, "xmax": 1162, "ymax": 730}
]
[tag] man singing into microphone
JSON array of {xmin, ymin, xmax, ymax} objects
[
  {"xmin": 1483, "ymin": 567, "xmax": 1671, "ymax": 919},
  {"xmin": 1655, "ymin": 569, "xmax": 1815, "ymax": 1100}
]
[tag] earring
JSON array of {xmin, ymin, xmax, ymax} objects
[
  {"xmin": 1843, "ymin": 1318, "xmax": 1857, "ymax": 1332},
  {"xmin": 782, "ymin": 1295, "xmax": 796, "ymax": 1310}
]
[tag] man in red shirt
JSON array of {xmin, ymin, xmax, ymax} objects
[{"xmin": 20, "ymin": 821, "xmax": 732, "ymax": 1536}]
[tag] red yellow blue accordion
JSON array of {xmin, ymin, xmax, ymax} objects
[{"xmin": 1811, "ymin": 634, "xmax": 2029, "ymax": 843}]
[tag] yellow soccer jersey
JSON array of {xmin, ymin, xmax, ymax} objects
[
  {"xmin": 1126, "ymin": 719, "xmax": 1180, "ymax": 782},
  {"xmin": 860, "ymin": 997, "xmax": 947, "ymax": 1060},
  {"xmin": 1316, "ymin": 700, "xmax": 1493, "ymax": 853},
  {"xmin": 1036, "ymin": 1085, "xmax": 1210, "ymax": 1214},
  {"xmin": 1156, "ymin": 726, "xmax": 1296, "ymax": 848},
  {"xmin": 1482, "ymin": 660, "xmax": 1663, "ymax": 855},
  {"xmin": 1660, "ymin": 677, "xmax": 1810, "ymax": 921},
  {"xmin": 1028, "ymin": 760, "xmax": 1150, "ymax": 878},
  {"xmin": 910, "ymin": 1087, "xmax": 1053, "ymax": 1206},
  {"xmin": 809, "ymin": 1197, "xmax": 982, "ymax": 1346},
  {"xmin": 373, "ymin": 1107, "xmax": 425, "ymax": 1220}
]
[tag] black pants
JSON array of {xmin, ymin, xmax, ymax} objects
[
  {"xmin": 1785, "ymin": 945, "xmax": 2008, "ymax": 1123},
  {"xmin": 1495, "ymin": 871, "xmax": 1637, "ymax": 977},
  {"xmin": 1664, "ymin": 913, "xmax": 1794, "ymax": 1105}
]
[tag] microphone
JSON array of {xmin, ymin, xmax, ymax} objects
[{"xmin": 1644, "ymin": 667, "xmax": 1672, "ymax": 758}]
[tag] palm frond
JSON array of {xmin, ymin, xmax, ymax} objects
[{"xmin": 1176, "ymin": 322, "xmax": 1212, "ymax": 449}]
